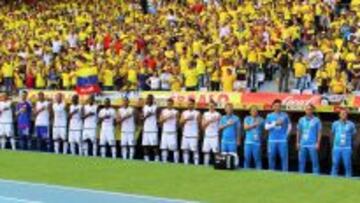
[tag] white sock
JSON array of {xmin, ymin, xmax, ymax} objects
[
  {"xmin": 0, "ymin": 137, "xmax": 5, "ymax": 149},
  {"xmin": 129, "ymin": 147, "xmax": 135, "ymax": 160},
  {"xmin": 174, "ymin": 151, "xmax": 179, "ymax": 163},
  {"xmin": 121, "ymin": 146, "xmax": 128, "ymax": 159},
  {"xmin": 70, "ymin": 143, "xmax": 76, "ymax": 155},
  {"xmin": 92, "ymin": 142, "xmax": 97, "ymax": 156},
  {"xmin": 194, "ymin": 152, "xmax": 199, "ymax": 165},
  {"xmin": 111, "ymin": 146, "xmax": 116, "ymax": 159},
  {"xmin": 54, "ymin": 141, "xmax": 60, "ymax": 154},
  {"xmin": 78, "ymin": 143, "xmax": 83, "ymax": 156},
  {"xmin": 10, "ymin": 138, "xmax": 16, "ymax": 150},
  {"xmin": 204, "ymin": 153, "xmax": 210, "ymax": 166},
  {"xmin": 83, "ymin": 142, "xmax": 89, "ymax": 157},
  {"xmin": 183, "ymin": 151, "xmax": 189, "ymax": 165},
  {"xmin": 144, "ymin": 155, "xmax": 150, "ymax": 162},
  {"xmin": 233, "ymin": 154, "xmax": 239, "ymax": 167},
  {"xmin": 63, "ymin": 142, "xmax": 68, "ymax": 154},
  {"xmin": 162, "ymin": 150, "xmax": 168, "ymax": 163},
  {"xmin": 101, "ymin": 147, "xmax": 106, "ymax": 158},
  {"xmin": 154, "ymin": 155, "xmax": 160, "ymax": 162}
]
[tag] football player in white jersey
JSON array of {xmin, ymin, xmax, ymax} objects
[
  {"xmin": 0, "ymin": 93, "xmax": 15, "ymax": 150},
  {"xmin": 180, "ymin": 99, "xmax": 201, "ymax": 165},
  {"xmin": 159, "ymin": 98, "xmax": 179, "ymax": 163},
  {"xmin": 141, "ymin": 94, "xmax": 159, "ymax": 162},
  {"xmin": 34, "ymin": 92, "xmax": 51, "ymax": 151},
  {"xmin": 98, "ymin": 98, "xmax": 117, "ymax": 159},
  {"xmin": 201, "ymin": 100, "xmax": 221, "ymax": 166},
  {"xmin": 68, "ymin": 95, "xmax": 83, "ymax": 155},
  {"xmin": 118, "ymin": 97, "xmax": 136, "ymax": 160},
  {"xmin": 82, "ymin": 95, "xmax": 98, "ymax": 156},
  {"xmin": 52, "ymin": 93, "xmax": 68, "ymax": 154}
]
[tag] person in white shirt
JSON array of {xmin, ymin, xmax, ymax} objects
[
  {"xmin": 67, "ymin": 31, "xmax": 78, "ymax": 48},
  {"xmin": 160, "ymin": 70, "xmax": 171, "ymax": 91},
  {"xmin": 142, "ymin": 94, "xmax": 159, "ymax": 162},
  {"xmin": 82, "ymin": 95, "xmax": 98, "ymax": 156},
  {"xmin": 98, "ymin": 98, "xmax": 117, "ymax": 159},
  {"xmin": 118, "ymin": 97, "xmax": 136, "ymax": 160},
  {"xmin": 0, "ymin": 93, "xmax": 15, "ymax": 150},
  {"xmin": 201, "ymin": 101, "xmax": 221, "ymax": 166},
  {"xmin": 180, "ymin": 99, "xmax": 201, "ymax": 165},
  {"xmin": 68, "ymin": 95, "xmax": 83, "ymax": 155},
  {"xmin": 52, "ymin": 93, "xmax": 68, "ymax": 154},
  {"xmin": 34, "ymin": 92, "xmax": 51, "ymax": 151},
  {"xmin": 146, "ymin": 72, "xmax": 161, "ymax": 91},
  {"xmin": 159, "ymin": 98, "xmax": 179, "ymax": 163}
]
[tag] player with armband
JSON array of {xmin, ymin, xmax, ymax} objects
[{"xmin": 265, "ymin": 99, "xmax": 292, "ymax": 171}]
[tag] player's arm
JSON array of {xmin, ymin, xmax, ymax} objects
[
  {"xmin": 296, "ymin": 120, "xmax": 301, "ymax": 150},
  {"xmin": 179, "ymin": 112, "xmax": 187, "ymax": 127},
  {"xmin": 68, "ymin": 107, "xmax": 79, "ymax": 120},
  {"xmin": 316, "ymin": 119, "xmax": 322, "ymax": 150},
  {"xmin": 243, "ymin": 118, "xmax": 258, "ymax": 131},
  {"xmin": 236, "ymin": 118, "xmax": 241, "ymax": 146},
  {"xmin": 264, "ymin": 115, "xmax": 276, "ymax": 130},
  {"xmin": 286, "ymin": 115, "xmax": 292, "ymax": 136}
]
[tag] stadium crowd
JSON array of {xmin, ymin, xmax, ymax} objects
[
  {"xmin": 0, "ymin": 91, "xmax": 358, "ymax": 177},
  {"xmin": 0, "ymin": 0, "xmax": 359, "ymax": 94}
]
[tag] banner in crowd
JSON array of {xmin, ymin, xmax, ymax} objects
[{"xmin": 22, "ymin": 90, "xmax": 360, "ymax": 113}]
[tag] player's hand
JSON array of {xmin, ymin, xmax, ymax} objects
[
  {"xmin": 296, "ymin": 143, "xmax": 300, "ymax": 151},
  {"xmin": 227, "ymin": 120, "xmax": 234, "ymax": 126},
  {"xmin": 316, "ymin": 143, "xmax": 320, "ymax": 151},
  {"xmin": 275, "ymin": 119, "xmax": 283, "ymax": 126}
]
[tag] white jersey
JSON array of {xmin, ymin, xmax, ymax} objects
[
  {"xmin": 161, "ymin": 108, "xmax": 178, "ymax": 133},
  {"xmin": 69, "ymin": 104, "xmax": 82, "ymax": 130},
  {"xmin": 83, "ymin": 104, "xmax": 98, "ymax": 129},
  {"xmin": 99, "ymin": 107, "xmax": 116, "ymax": 130},
  {"xmin": 0, "ymin": 101, "xmax": 13, "ymax": 124},
  {"xmin": 118, "ymin": 107, "xmax": 135, "ymax": 133},
  {"xmin": 52, "ymin": 102, "xmax": 67, "ymax": 127},
  {"xmin": 182, "ymin": 110, "xmax": 200, "ymax": 137},
  {"xmin": 203, "ymin": 111, "xmax": 221, "ymax": 137},
  {"xmin": 143, "ymin": 105, "xmax": 158, "ymax": 132},
  {"xmin": 35, "ymin": 101, "xmax": 50, "ymax": 126}
]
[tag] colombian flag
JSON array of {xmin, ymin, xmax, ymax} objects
[{"xmin": 75, "ymin": 67, "xmax": 100, "ymax": 95}]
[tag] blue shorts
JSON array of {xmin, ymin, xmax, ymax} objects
[
  {"xmin": 221, "ymin": 141, "xmax": 237, "ymax": 153},
  {"xmin": 36, "ymin": 126, "xmax": 49, "ymax": 139},
  {"xmin": 17, "ymin": 127, "xmax": 30, "ymax": 137}
]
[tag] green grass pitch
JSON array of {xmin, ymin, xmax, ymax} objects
[{"xmin": 0, "ymin": 150, "xmax": 359, "ymax": 203}]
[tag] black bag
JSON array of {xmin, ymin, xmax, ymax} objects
[{"xmin": 214, "ymin": 154, "xmax": 236, "ymax": 170}]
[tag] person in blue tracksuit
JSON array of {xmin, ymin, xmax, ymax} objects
[
  {"xmin": 331, "ymin": 109, "xmax": 356, "ymax": 177},
  {"xmin": 219, "ymin": 103, "xmax": 241, "ymax": 167},
  {"xmin": 296, "ymin": 104, "xmax": 322, "ymax": 174},
  {"xmin": 243, "ymin": 106, "xmax": 264, "ymax": 169},
  {"xmin": 265, "ymin": 99, "xmax": 292, "ymax": 171}
]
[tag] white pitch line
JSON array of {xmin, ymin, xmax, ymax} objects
[
  {"xmin": 0, "ymin": 195, "xmax": 43, "ymax": 203},
  {"xmin": 0, "ymin": 179, "xmax": 198, "ymax": 203}
]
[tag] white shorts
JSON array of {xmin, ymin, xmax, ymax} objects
[
  {"xmin": 121, "ymin": 132, "xmax": 135, "ymax": 146},
  {"xmin": 160, "ymin": 132, "xmax": 178, "ymax": 151},
  {"xmin": 142, "ymin": 132, "xmax": 158, "ymax": 146},
  {"xmin": 68, "ymin": 130, "xmax": 82, "ymax": 144},
  {"xmin": 202, "ymin": 137, "xmax": 219, "ymax": 153},
  {"xmin": 82, "ymin": 129, "xmax": 97, "ymax": 142},
  {"xmin": 181, "ymin": 136, "xmax": 198, "ymax": 152},
  {"xmin": 52, "ymin": 127, "xmax": 67, "ymax": 140},
  {"xmin": 100, "ymin": 129, "xmax": 115, "ymax": 146},
  {"xmin": 0, "ymin": 124, "xmax": 14, "ymax": 137}
]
